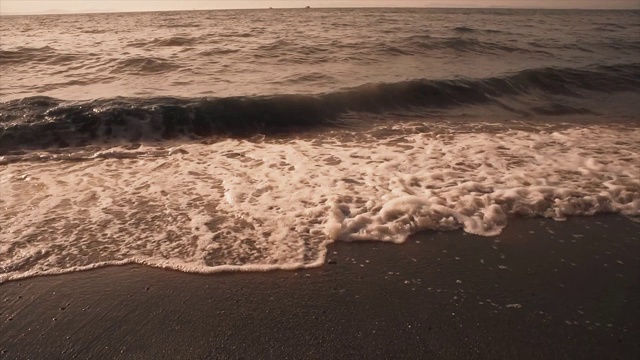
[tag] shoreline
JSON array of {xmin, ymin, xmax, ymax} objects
[{"xmin": 1, "ymin": 214, "xmax": 639, "ymax": 359}]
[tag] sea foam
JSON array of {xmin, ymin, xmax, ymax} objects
[{"xmin": 1, "ymin": 124, "xmax": 639, "ymax": 282}]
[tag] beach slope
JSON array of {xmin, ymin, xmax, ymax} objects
[{"xmin": 1, "ymin": 215, "xmax": 638, "ymax": 359}]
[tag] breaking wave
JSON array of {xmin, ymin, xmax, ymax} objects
[{"xmin": 0, "ymin": 63, "xmax": 638, "ymax": 152}]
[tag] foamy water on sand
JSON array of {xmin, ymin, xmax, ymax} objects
[{"xmin": 2, "ymin": 122, "xmax": 638, "ymax": 282}]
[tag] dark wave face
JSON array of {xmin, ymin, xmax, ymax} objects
[
  {"xmin": 0, "ymin": 9, "xmax": 639, "ymax": 101},
  {"xmin": 1, "ymin": 63, "xmax": 639, "ymax": 152}
]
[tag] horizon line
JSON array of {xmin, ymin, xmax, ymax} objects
[{"xmin": 1, "ymin": 6, "xmax": 638, "ymax": 16}]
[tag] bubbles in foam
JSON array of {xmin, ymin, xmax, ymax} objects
[{"xmin": 1, "ymin": 124, "xmax": 639, "ymax": 282}]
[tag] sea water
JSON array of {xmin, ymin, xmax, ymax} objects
[{"xmin": 1, "ymin": 8, "xmax": 639, "ymax": 282}]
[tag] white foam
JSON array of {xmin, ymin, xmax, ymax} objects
[{"xmin": 1, "ymin": 124, "xmax": 639, "ymax": 282}]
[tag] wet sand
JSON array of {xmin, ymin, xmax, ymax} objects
[{"xmin": 1, "ymin": 215, "xmax": 638, "ymax": 359}]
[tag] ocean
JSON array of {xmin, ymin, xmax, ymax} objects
[{"xmin": 1, "ymin": 8, "xmax": 639, "ymax": 283}]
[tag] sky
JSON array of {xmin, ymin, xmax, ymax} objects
[{"xmin": 0, "ymin": 0, "xmax": 638, "ymax": 15}]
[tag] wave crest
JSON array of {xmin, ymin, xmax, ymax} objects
[
  {"xmin": 1, "ymin": 63, "xmax": 638, "ymax": 152},
  {"xmin": 110, "ymin": 56, "xmax": 180, "ymax": 74}
]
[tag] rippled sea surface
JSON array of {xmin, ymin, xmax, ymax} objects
[
  {"xmin": 1, "ymin": 8, "xmax": 639, "ymax": 100},
  {"xmin": 1, "ymin": 8, "xmax": 639, "ymax": 282}
]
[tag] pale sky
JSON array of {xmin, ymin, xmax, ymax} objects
[{"xmin": 0, "ymin": 0, "xmax": 638, "ymax": 15}]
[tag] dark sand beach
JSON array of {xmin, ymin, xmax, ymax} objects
[{"xmin": 2, "ymin": 215, "xmax": 638, "ymax": 359}]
